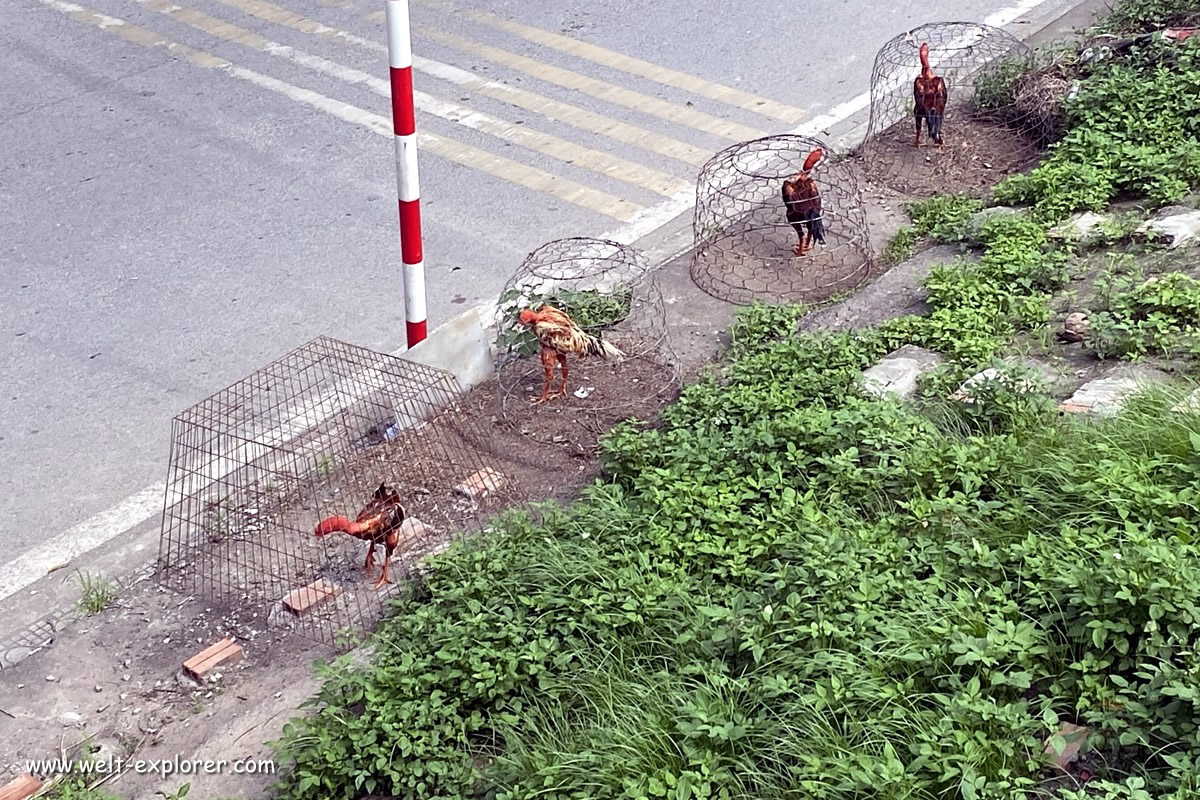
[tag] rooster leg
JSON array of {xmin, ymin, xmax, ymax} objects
[
  {"xmin": 362, "ymin": 543, "xmax": 376, "ymax": 571},
  {"xmin": 372, "ymin": 549, "xmax": 394, "ymax": 588},
  {"xmin": 552, "ymin": 354, "xmax": 569, "ymax": 399},
  {"xmin": 914, "ymin": 113, "xmax": 922, "ymax": 148},
  {"xmin": 530, "ymin": 347, "xmax": 557, "ymax": 405},
  {"xmin": 791, "ymin": 223, "xmax": 806, "ymax": 256}
]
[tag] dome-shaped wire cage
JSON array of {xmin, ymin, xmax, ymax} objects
[
  {"xmin": 856, "ymin": 22, "xmax": 1042, "ymax": 197},
  {"xmin": 690, "ymin": 135, "xmax": 872, "ymax": 306},
  {"xmin": 492, "ymin": 237, "xmax": 678, "ymax": 417}
]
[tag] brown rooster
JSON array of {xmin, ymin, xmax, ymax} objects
[
  {"xmin": 518, "ymin": 305, "xmax": 625, "ymax": 405},
  {"xmin": 313, "ymin": 483, "xmax": 406, "ymax": 588},
  {"xmin": 913, "ymin": 42, "xmax": 948, "ymax": 147},
  {"xmin": 781, "ymin": 148, "xmax": 826, "ymax": 257}
]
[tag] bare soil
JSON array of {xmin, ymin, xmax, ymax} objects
[{"xmin": 856, "ymin": 112, "xmax": 1041, "ymax": 198}]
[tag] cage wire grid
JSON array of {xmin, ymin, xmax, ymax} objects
[
  {"xmin": 690, "ymin": 135, "xmax": 873, "ymax": 306},
  {"xmin": 156, "ymin": 336, "xmax": 523, "ymax": 645},
  {"xmin": 857, "ymin": 21, "xmax": 1042, "ymax": 197},
  {"xmin": 492, "ymin": 237, "xmax": 679, "ymax": 417}
]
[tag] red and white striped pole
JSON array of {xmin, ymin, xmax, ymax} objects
[{"xmin": 385, "ymin": 0, "xmax": 427, "ymax": 348}]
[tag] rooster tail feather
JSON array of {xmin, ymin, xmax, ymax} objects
[
  {"xmin": 926, "ymin": 110, "xmax": 943, "ymax": 141},
  {"xmin": 807, "ymin": 213, "xmax": 826, "ymax": 245},
  {"xmin": 585, "ymin": 333, "xmax": 625, "ymax": 360}
]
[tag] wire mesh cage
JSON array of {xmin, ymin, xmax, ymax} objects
[
  {"xmin": 690, "ymin": 135, "xmax": 872, "ymax": 306},
  {"xmin": 156, "ymin": 336, "xmax": 523, "ymax": 645},
  {"xmin": 857, "ymin": 22, "xmax": 1042, "ymax": 197},
  {"xmin": 492, "ymin": 237, "xmax": 678, "ymax": 418}
]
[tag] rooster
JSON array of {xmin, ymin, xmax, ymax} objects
[
  {"xmin": 313, "ymin": 483, "xmax": 406, "ymax": 588},
  {"xmin": 518, "ymin": 305, "xmax": 625, "ymax": 405},
  {"xmin": 913, "ymin": 42, "xmax": 948, "ymax": 147},
  {"xmin": 781, "ymin": 148, "xmax": 826, "ymax": 257}
]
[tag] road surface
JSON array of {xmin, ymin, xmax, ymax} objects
[{"xmin": 1, "ymin": 0, "xmax": 1083, "ymax": 593}]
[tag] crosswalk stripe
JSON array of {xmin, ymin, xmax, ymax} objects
[
  {"xmin": 412, "ymin": 0, "xmax": 808, "ymax": 125},
  {"xmin": 35, "ymin": 0, "xmax": 642, "ymax": 221},
  {"xmin": 208, "ymin": 0, "xmax": 714, "ymax": 167},
  {"xmin": 418, "ymin": 27, "xmax": 768, "ymax": 142},
  {"xmin": 130, "ymin": 0, "xmax": 688, "ymax": 198}
]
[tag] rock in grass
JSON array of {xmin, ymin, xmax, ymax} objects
[{"xmin": 1136, "ymin": 206, "xmax": 1200, "ymax": 249}]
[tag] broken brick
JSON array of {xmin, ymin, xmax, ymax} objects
[
  {"xmin": 282, "ymin": 579, "xmax": 342, "ymax": 616},
  {"xmin": 183, "ymin": 638, "xmax": 244, "ymax": 681},
  {"xmin": 0, "ymin": 774, "xmax": 42, "ymax": 800},
  {"xmin": 453, "ymin": 467, "xmax": 506, "ymax": 499},
  {"xmin": 1044, "ymin": 723, "xmax": 1089, "ymax": 770}
]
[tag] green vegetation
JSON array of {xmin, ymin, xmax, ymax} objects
[
  {"xmin": 993, "ymin": 37, "xmax": 1200, "ymax": 221},
  {"xmin": 1086, "ymin": 270, "xmax": 1200, "ymax": 359},
  {"xmin": 74, "ymin": 570, "xmax": 118, "ymax": 615},
  {"xmin": 1098, "ymin": 0, "xmax": 1200, "ymax": 32},
  {"xmin": 884, "ymin": 194, "xmax": 984, "ymax": 263},
  {"xmin": 496, "ymin": 285, "xmax": 635, "ymax": 357},
  {"xmin": 273, "ymin": 2, "xmax": 1200, "ymax": 799}
]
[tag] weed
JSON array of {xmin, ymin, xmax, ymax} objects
[
  {"xmin": 74, "ymin": 570, "xmax": 118, "ymax": 615},
  {"xmin": 495, "ymin": 285, "xmax": 634, "ymax": 357},
  {"xmin": 884, "ymin": 225, "xmax": 919, "ymax": 263},
  {"xmin": 906, "ymin": 194, "xmax": 985, "ymax": 242}
]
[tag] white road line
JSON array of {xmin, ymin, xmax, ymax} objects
[
  {"xmin": 0, "ymin": 0, "xmax": 1064, "ymax": 605},
  {"xmin": 601, "ymin": 0, "xmax": 1062, "ymax": 244}
]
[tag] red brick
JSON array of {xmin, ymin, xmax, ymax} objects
[
  {"xmin": 183, "ymin": 638, "xmax": 244, "ymax": 681},
  {"xmin": 1058, "ymin": 401, "xmax": 1091, "ymax": 414},
  {"xmin": 1044, "ymin": 723, "xmax": 1089, "ymax": 770},
  {"xmin": 454, "ymin": 467, "xmax": 505, "ymax": 499},
  {"xmin": 0, "ymin": 774, "xmax": 42, "ymax": 800},
  {"xmin": 282, "ymin": 579, "xmax": 342, "ymax": 616}
]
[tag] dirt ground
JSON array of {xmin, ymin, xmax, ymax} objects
[{"xmin": 855, "ymin": 112, "xmax": 1041, "ymax": 198}]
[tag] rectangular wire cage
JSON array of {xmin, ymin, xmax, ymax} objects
[{"xmin": 156, "ymin": 336, "xmax": 522, "ymax": 644}]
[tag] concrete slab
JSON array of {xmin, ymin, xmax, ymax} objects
[
  {"xmin": 861, "ymin": 345, "xmax": 945, "ymax": 400},
  {"xmin": 949, "ymin": 359, "xmax": 1061, "ymax": 403},
  {"xmin": 402, "ymin": 307, "xmax": 495, "ymax": 393},
  {"xmin": 1058, "ymin": 365, "xmax": 1171, "ymax": 416}
]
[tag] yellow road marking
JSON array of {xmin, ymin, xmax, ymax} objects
[
  {"xmin": 132, "ymin": 0, "xmax": 688, "ymax": 197},
  {"xmin": 418, "ymin": 27, "xmax": 767, "ymax": 142},
  {"xmin": 413, "ymin": 0, "xmax": 807, "ymax": 125},
  {"xmin": 209, "ymin": 0, "xmax": 713, "ymax": 166},
  {"xmin": 37, "ymin": 0, "xmax": 642, "ymax": 221}
]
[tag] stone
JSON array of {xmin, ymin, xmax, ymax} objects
[
  {"xmin": 948, "ymin": 364, "xmax": 1046, "ymax": 403},
  {"xmin": 281, "ymin": 580, "xmax": 342, "ymax": 617},
  {"xmin": 0, "ymin": 774, "xmax": 42, "ymax": 800},
  {"xmin": 454, "ymin": 467, "xmax": 506, "ymax": 500},
  {"xmin": 1057, "ymin": 311, "xmax": 1090, "ymax": 343},
  {"xmin": 182, "ymin": 638, "xmax": 244, "ymax": 681},
  {"xmin": 861, "ymin": 345, "xmax": 944, "ymax": 400},
  {"xmin": 1136, "ymin": 206, "xmax": 1200, "ymax": 248},
  {"xmin": 1170, "ymin": 387, "xmax": 1200, "ymax": 413},
  {"xmin": 59, "ymin": 711, "xmax": 84, "ymax": 728},
  {"xmin": 1047, "ymin": 211, "xmax": 1113, "ymax": 243},
  {"xmin": 1058, "ymin": 365, "xmax": 1170, "ymax": 416}
]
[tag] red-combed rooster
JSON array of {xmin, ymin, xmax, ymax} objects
[
  {"xmin": 313, "ymin": 483, "xmax": 406, "ymax": 588},
  {"xmin": 518, "ymin": 305, "xmax": 625, "ymax": 405},
  {"xmin": 781, "ymin": 148, "xmax": 826, "ymax": 257},
  {"xmin": 913, "ymin": 42, "xmax": 948, "ymax": 148}
]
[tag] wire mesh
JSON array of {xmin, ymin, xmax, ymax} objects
[
  {"xmin": 857, "ymin": 21, "xmax": 1042, "ymax": 197},
  {"xmin": 155, "ymin": 336, "xmax": 523, "ymax": 645},
  {"xmin": 492, "ymin": 237, "xmax": 679, "ymax": 418},
  {"xmin": 690, "ymin": 135, "xmax": 872, "ymax": 306}
]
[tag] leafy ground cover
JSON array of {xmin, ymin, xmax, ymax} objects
[{"xmin": 270, "ymin": 6, "xmax": 1200, "ymax": 800}]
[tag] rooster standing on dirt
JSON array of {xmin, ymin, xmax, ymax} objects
[
  {"xmin": 913, "ymin": 42, "xmax": 948, "ymax": 147},
  {"xmin": 313, "ymin": 483, "xmax": 406, "ymax": 588},
  {"xmin": 781, "ymin": 148, "xmax": 826, "ymax": 257},
  {"xmin": 518, "ymin": 305, "xmax": 625, "ymax": 405}
]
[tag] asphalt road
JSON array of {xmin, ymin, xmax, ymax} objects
[{"xmin": 1, "ymin": 0, "xmax": 1084, "ymax": 583}]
